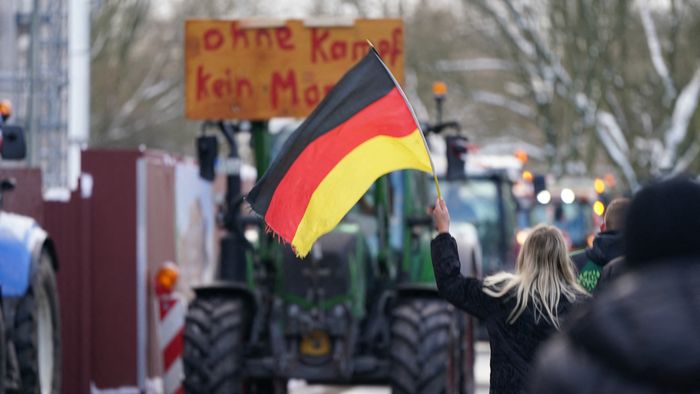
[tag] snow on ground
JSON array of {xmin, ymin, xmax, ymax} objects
[{"xmin": 289, "ymin": 341, "xmax": 491, "ymax": 394}]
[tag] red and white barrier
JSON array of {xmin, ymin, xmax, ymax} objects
[{"xmin": 157, "ymin": 294, "xmax": 186, "ymax": 394}]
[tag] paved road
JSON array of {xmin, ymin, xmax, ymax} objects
[{"xmin": 289, "ymin": 341, "xmax": 491, "ymax": 394}]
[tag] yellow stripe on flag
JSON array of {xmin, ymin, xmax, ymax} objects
[{"xmin": 291, "ymin": 129, "xmax": 432, "ymax": 256}]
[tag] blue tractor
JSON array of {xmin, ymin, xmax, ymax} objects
[{"xmin": 0, "ymin": 101, "xmax": 61, "ymax": 394}]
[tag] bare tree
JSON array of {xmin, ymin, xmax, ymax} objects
[
  {"xmin": 90, "ymin": 0, "xmax": 266, "ymax": 152},
  {"xmin": 91, "ymin": 0, "xmax": 183, "ymax": 149},
  {"xmin": 462, "ymin": 0, "xmax": 700, "ymax": 188}
]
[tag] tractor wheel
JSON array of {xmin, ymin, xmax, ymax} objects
[
  {"xmin": 456, "ymin": 311, "xmax": 476, "ymax": 394},
  {"xmin": 390, "ymin": 298, "xmax": 463, "ymax": 394},
  {"xmin": 183, "ymin": 296, "xmax": 247, "ymax": 394},
  {"xmin": 246, "ymin": 378, "xmax": 288, "ymax": 394},
  {"xmin": 14, "ymin": 253, "xmax": 61, "ymax": 394}
]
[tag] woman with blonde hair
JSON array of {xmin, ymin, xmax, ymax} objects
[{"xmin": 431, "ymin": 198, "xmax": 587, "ymax": 393}]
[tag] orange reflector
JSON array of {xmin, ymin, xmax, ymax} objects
[
  {"xmin": 155, "ymin": 262, "xmax": 179, "ymax": 295},
  {"xmin": 514, "ymin": 149, "xmax": 528, "ymax": 164},
  {"xmin": 522, "ymin": 170, "xmax": 533, "ymax": 182},
  {"xmin": 593, "ymin": 200, "xmax": 605, "ymax": 217},
  {"xmin": 432, "ymin": 81, "xmax": 448, "ymax": 97},
  {"xmin": 0, "ymin": 100, "xmax": 12, "ymax": 118}
]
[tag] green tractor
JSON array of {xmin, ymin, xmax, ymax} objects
[{"xmin": 182, "ymin": 120, "xmax": 476, "ymax": 393}]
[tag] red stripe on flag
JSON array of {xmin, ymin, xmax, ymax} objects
[
  {"xmin": 163, "ymin": 326, "xmax": 184, "ymax": 371},
  {"xmin": 264, "ymin": 88, "xmax": 416, "ymax": 241}
]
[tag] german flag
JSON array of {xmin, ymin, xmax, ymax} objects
[{"xmin": 246, "ymin": 48, "xmax": 434, "ymax": 257}]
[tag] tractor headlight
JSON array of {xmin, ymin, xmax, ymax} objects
[{"xmin": 244, "ymin": 227, "xmax": 259, "ymax": 244}]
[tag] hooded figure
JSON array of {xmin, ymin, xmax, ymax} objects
[
  {"xmin": 530, "ymin": 177, "xmax": 700, "ymax": 393},
  {"xmin": 571, "ymin": 198, "xmax": 630, "ymax": 292}
]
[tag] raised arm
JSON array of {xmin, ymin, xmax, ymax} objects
[{"xmin": 431, "ymin": 198, "xmax": 496, "ymax": 320}]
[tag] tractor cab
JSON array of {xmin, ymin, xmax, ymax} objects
[
  {"xmin": 0, "ymin": 99, "xmax": 61, "ymax": 394},
  {"xmin": 516, "ymin": 177, "xmax": 599, "ymax": 250},
  {"xmin": 423, "ymin": 83, "xmax": 519, "ymax": 276}
]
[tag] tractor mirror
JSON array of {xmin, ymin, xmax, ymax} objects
[
  {"xmin": 1, "ymin": 125, "xmax": 27, "ymax": 160},
  {"xmin": 445, "ymin": 135, "xmax": 468, "ymax": 180},
  {"xmin": 196, "ymin": 135, "xmax": 218, "ymax": 181}
]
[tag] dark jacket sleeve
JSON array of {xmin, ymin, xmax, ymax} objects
[
  {"xmin": 595, "ymin": 256, "xmax": 625, "ymax": 294},
  {"xmin": 570, "ymin": 249, "xmax": 590, "ymax": 273},
  {"xmin": 430, "ymin": 233, "xmax": 497, "ymax": 320}
]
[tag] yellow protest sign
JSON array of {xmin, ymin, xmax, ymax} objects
[{"xmin": 185, "ymin": 19, "xmax": 405, "ymax": 120}]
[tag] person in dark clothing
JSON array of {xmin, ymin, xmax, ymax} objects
[
  {"xmin": 431, "ymin": 198, "xmax": 588, "ymax": 394},
  {"xmin": 531, "ymin": 177, "xmax": 700, "ymax": 394},
  {"xmin": 571, "ymin": 197, "xmax": 630, "ymax": 292},
  {"xmin": 595, "ymin": 255, "xmax": 625, "ymax": 291}
]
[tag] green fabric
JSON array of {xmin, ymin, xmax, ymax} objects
[{"xmin": 578, "ymin": 260, "xmax": 603, "ymax": 293}]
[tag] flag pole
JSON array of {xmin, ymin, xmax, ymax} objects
[{"xmin": 366, "ymin": 40, "xmax": 442, "ymax": 199}]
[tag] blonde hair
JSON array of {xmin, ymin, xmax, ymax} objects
[{"xmin": 482, "ymin": 224, "xmax": 588, "ymax": 329}]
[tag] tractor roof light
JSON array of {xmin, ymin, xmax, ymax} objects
[
  {"xmin": 514, "ymin": 149, "xmax": 528, "ymax": 164},
  {"xmin": 432, "ymin": 81, "xmax": 448, "ymax": 98},
  {"xmin": 0, "ymin": 100, "xmax": 12, "ymax": 120},
  {"xmin": 594, "ymin": 178, "xmax": 606, "ymax": 194},
  {"xmin": 155, "ymin": 261, "xmax": 179, "ymax": 295},
  {"xmin": 593, "ymin": 200, "xmax": 605, "ymax": 217}
]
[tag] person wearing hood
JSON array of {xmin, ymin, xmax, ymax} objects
[
  {"xmin": 571, "ymin": 197, "xmax": 630, "ymax": 292},
  {"xmin": 530, "ymin": 177, "xmax": 700, "ymax": 394}
]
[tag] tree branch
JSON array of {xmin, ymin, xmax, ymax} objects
[
  {"xmin": 671, "ymin": 139, "xmax": 700, "ymax": 176},
  {"xmin": 404, "ymin": 69, "xmax": 429, "ymax": 121},
  {"xmin": 436, "ymin": 58, "xmax": 514, "ymax": 72},
  {"xmin": 639, "ymin": 4, "xmax": 676, "ymax": 103},
  {"xmin": 467, "ymin": 89, "xmax": 536, "ymax": 119},
  {"xmin": 596, "ymin": 111, "xmax": 638, "ymax": 189},
  {"xmin": 468, "ymin": 0, "xmax": 640, "ymax": 188},
  {"xmin": 661, "ymin": 66, "xmax": 700, "ymax": 169}
]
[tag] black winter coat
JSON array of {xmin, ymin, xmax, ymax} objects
[
  {"xmin": 595, "ymin": 256, "xmax": 626, "ymax": 292},
  {"xmin": 571, "ymin": 230, "xmax": 625, "ymax": 272},
  {"xmin": 431, "ymin": 233, "xmax": 580, "ymax": 394},
  {"xmin": 531, "ymin": 258, "xmax": 700, "ymax": 394}
]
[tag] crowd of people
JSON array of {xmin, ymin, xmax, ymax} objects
[{"xmin": 430, "ymin": 176, "xmax": 700, "ymax": 394}]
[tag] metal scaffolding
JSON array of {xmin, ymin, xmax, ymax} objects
[{"xmin": 0, "ymin": 0, "xmax": 69, "ymax": 189}]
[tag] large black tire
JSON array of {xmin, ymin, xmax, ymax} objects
[
  {"xmin": 456, "ymin": 312, "xmax": 476, "ymax": 394},
  {"xmin": 14, "ymin": 254, "xmax": 61, "ymax": 394},
  {"xmin": 247, "ymin": 378, "xmax": 288, "ymax": 394},
  {"xmin": 390, "ymin": 298, "xmax": 465, "ymax": 394},
  {"xmin": 183, "ymin": 296, "xmax": 246, "ymax": 394}
]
